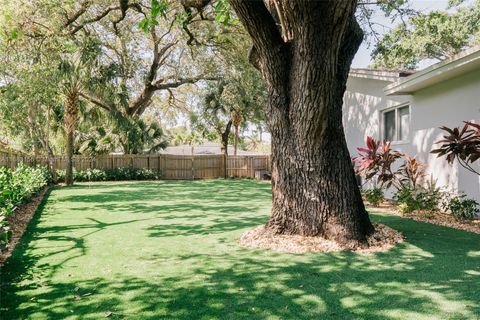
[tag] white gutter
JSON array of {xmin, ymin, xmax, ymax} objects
[
  {"xmin": 349, "ymin": 68, "xmax": 411, "ymax": 82},
  {"xmin": 385, "ymin": 45, "xmax": 480, "ymax": 96}
]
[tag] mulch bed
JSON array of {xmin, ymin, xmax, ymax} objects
[
  {"xmin": 366, "ymin": 202, "xmax": 480, "ymax": 235},
  {"xmin": 0, "ymin": 187, "xmax": 50, "ymax": 266},
  {"xmin": 239, "ymin": 223, "xmax": 404, "ymax": 254}
]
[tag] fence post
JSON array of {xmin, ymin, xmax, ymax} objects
[
  {"xmin": 162, "ymin": 154, "xmax": 167, "ymax": 178},
  {"xmin": 191, "ymin": 156, "xmax": 195, "ymax": 180},
  {"xmin": 222, "ymin": 154, "xmax": 227, "ymax": 179},
  {"xmin": 157, "ymin": 154, "xmax": 163, "ymax": 177}
]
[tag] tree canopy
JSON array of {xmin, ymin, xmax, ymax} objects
[
  {"xmin": 372, "ymin": 0, "xmax": 480, "ymax": 69},
  {"xmin": 0, "ymin": 0, "xmax": 262, "ymax": 156}
]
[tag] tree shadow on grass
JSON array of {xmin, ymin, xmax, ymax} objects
[
  {"xmin": 1, "ymin": 182, "xmax": 479, "ymax": 319},
  {"xmin": 58, "ymin": 180, "xmax": 272, "ymax": 205},
  {"xmin": 2, "ymin": 219, "xmax": 479, "ymax": 319}
]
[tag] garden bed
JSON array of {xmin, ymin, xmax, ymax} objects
[
  {"xmin": 0, "ymin": 187, "xmax": 50, "ymax": 266},
  {"xmin": 366, "ymin": 202, "xmax": 480, "ymax": 235}
]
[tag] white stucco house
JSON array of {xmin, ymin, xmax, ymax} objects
[{"xmin": 343, "ymin": 46, "xmax": 480, "ymax": 201}]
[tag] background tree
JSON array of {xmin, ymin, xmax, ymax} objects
[
  {"xmin": 0, "ymin": 0, "xmax": 222, "ymax": 154},
  {"xmin": 372, "ymin": 0, "xmax": 480, "ymax": 69},
  {"xmin": 60, "ymin": 60, "xmax": 83, "ymax": 186}
]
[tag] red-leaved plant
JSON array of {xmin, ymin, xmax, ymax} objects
[
  {"xmin": 353, "ymin": 136, "xmax": 402, "ymax": 188},
  {"xmin": 431, "ymin": 121, "xmax": 480, "ymax": 175},
  {"xmin": 398, "ymin": 155, "xmax": 427, "ymax": 189}
]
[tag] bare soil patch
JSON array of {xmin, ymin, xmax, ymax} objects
[
  {"xmin": 239, "ymin": 223, "xmax": 403, "ymax": 254},
  {"xmin": 366, "ymin": 202, "xmax": 480, "ymax": 235},
  {"xmin": 0, "ymin": 187, "xmax": 50, "ymax": 266}
]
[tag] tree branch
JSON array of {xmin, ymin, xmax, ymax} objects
[
  {"xmin": 66, "ymin": 2, "xmax": 142, "ymax": 35},
  {"xmin": 128, "ymin": 75, "xmax": 217, "ymax": 117},
  {"xmin": 153, "ymin": 75, "xmax": 217, "ymax": 90},
  {"xmin": 229, "ymin": 0, "xmax": 284, "ymax": 55},
  {"xmin": 64, "ymin": 0, "xmax": 91, "ymax": 27},
  {"xmin": 79, "ymin": 92, "xmax": 115, "ymax": 112},
  {"xmin": 229, "ymin": 0, "xmax": 288, "ymax": 93}
]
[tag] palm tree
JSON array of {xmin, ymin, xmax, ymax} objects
[
  {"xmin": 60, "ymin": 57, "xmax": 86, "ymax": 186},
  {"xmin": 61, "ymin": 68, "xmax": 81, "ymax": 186}
]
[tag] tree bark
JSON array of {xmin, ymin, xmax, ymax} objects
[
  {"xmin": 221, "ymin": 120, "xmax": 232, "ymax": 178},
  {"xmin": 230, "ymin": 0, "xmax": 374, "ymax": 244},
  {"xmin": 65, "ymin": 91, "xmax": 79, "ymax": 186},
  {"xmin": 233, "ymin": 124, "xmax": 238, "ymax": 156},
  {"xmin": 231, "ymin": 109, "xmax": 241, "ymax": 156}
]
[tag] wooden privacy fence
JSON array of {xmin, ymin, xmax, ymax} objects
[{"xmin": 0, "ymin": 152, "xmax": 271, "ymax": 180}]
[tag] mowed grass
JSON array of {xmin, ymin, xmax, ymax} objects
[{"xmin": 1, "ymin": 180, "xmax": 479, "ymax": 320}]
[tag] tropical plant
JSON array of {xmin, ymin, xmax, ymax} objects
[
  {"xmin": 431, "ymin": 121, "xmax": 480, "ymax": 175},
  {"xmin": 111, "ymin": 117, "xmax": 169, "ymax": 155},
  {"xmin": 61, "ymin": 62, "xmax": 82, "ymax": 186},
  {"xmin": 397, "ymin": 155, "xmax": 428, "ymax": 189},
  {"xmin": 353, "ymin": 136, "xmax": 403, "ymax": 188}
]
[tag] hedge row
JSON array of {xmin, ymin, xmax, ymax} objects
[
  {"xmin": 55, "ymin": 167, "xmax": 161, "ymax": 182},
  {"xmin": 0, "ymin": 165, "xmax": 52, "ymax": 249}
]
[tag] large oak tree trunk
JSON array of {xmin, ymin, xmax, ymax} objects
[{"xmin": 230, "ymin": 0, "xmax": 374, "ymax": 243}]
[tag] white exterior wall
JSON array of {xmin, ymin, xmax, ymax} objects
[
  {"xmin": 343, "ymin": 70, "xmax": 480, "ymax": 201},
  {"xmin": 343, "ymin": 76, "xmax": 409, "ymax": 162},
  {"xmin": 408, "ymin": 70, "xmax": 480, "ymax": 201}
]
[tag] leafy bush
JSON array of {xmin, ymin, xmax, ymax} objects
[
  {"xmin": 364, "ymin": 188, "xmax": 384, "ymax": 207},
  {"xmin": 0, "ymin": 164, "xmax": 51, "ymax": 249},
  {"xmin": 394, "ymin": 184, "xmax": 443, "ymax": 214},
  {"xmin": 56, "ymin": 167, "xmax": 160, "ymax": 182},
  {"xmin": 442, "ymin": 194, "xmax": 479, "ymax": 221}
]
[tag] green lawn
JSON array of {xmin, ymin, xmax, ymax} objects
[{"xmin": 1, "ymin": 180, "xmax": 479, "ymax": 320}]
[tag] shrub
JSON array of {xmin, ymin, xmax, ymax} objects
[
  {"xmin": 394, "ymin": 183, "xmax": 443, "ymax": 214},
  {"xmin": 393, "ymin": 187, "xmax": 418, "ymax": 213},
  {"xmin": 56, "ymin": 167, "xmax": 160, "ymax": 182},
  {"xmin": 442, "ymin": 194, "xmax": 479, "ymax": 221},
  {"xmin": 0, "ymin": 164, "xmax": 51, "ymax": 250},
  {"xmin": 364, "ymin": 188, "xmax": 384, "ymax": 207}
]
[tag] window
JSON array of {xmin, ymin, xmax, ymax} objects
[{"xmin": 382, "ymin": 105, "xmax": 410, "ymax": 142}]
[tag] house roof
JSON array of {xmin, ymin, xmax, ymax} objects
[
  {"xmin": 385, "ymin": 45, "xmax": 480, "ymax": 95},
  {"xmin": 349, "ymin": 68, "xmax": 415, "ymax": 82}
]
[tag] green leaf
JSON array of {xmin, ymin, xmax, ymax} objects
[{"xmin": 138, "ymin": 18, "xmax": 149, "ymax": 33}]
